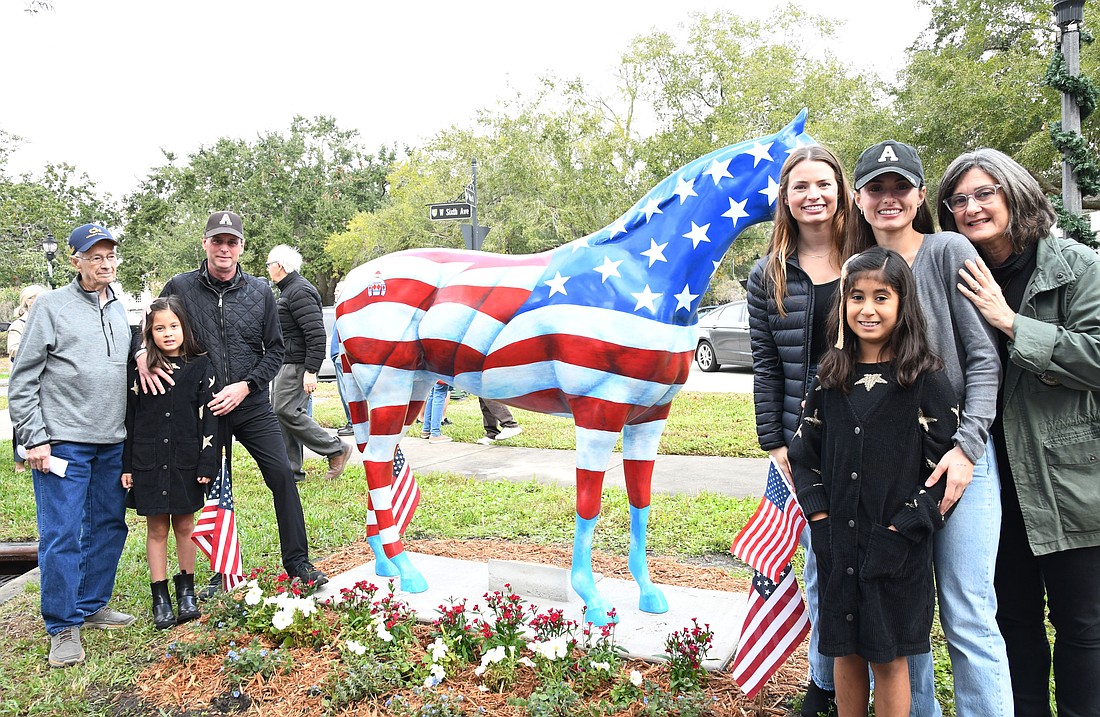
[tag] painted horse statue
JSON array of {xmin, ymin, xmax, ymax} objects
[{"xmin": 336, "ymin": 110, "xmax": 813, "ymax": 625}]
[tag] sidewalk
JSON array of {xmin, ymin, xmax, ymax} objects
[{"xmin": 0, "ymin": 408, "xmax": 768, "ymax": 499}]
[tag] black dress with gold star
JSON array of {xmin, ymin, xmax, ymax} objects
[
  {"xmin": 788, "ymin": 362, "xmax": 958, "ymax": 662},
  {"xmin": 123, "ymin": 355, "xmax": 219, "ymax": 516}
]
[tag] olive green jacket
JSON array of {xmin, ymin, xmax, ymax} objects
[{"xmin": 1002, "ymin": 235, "xmax": 1100, "ymax": 556}]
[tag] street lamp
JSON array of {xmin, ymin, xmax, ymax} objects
[{"xmin": 41, "ymin": 231, "xmax": 57, "ymax": 288}]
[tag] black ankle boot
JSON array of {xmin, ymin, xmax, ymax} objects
[
  {"xmin": 150, "ymin": 580, "xmax": 176, "ymax": 630},
  {"xmin": 174, "ymin": 571, "xmax": 200, "ymax": 623}
]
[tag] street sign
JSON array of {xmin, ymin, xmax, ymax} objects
[
  {"xmin": 429, "ymin": 202, "xmax": 472, "ymax": 221},
  {"xmin": 464, "ymin": 182, "xmax": 476, "ymax": 205}
]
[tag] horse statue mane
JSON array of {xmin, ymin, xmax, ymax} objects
[{"xmin": 336, "ymin": 110, "xmax": 812, "ymax": 625}]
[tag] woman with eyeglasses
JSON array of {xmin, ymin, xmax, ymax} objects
[
  {"xmin": 939, "ymin": 148, "xmax": 1100, "ymax": 717},
  {"xmin": 847, "ymin": 141, "xmax": 1010, "ymax": 716}
]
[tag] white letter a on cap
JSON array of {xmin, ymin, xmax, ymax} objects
[
  {"xmin": 878, "ymin": 145, "xmax": 899, "ymax": 163},
  {"xmin": 219, "ymin": 212, "xmax": 233, "ymax": 226}
]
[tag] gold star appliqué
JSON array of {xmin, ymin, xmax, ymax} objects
[
  {"xmin": 202, "ymin": 434, "xmax": 213, "ymax": 450},
  {"xmin": 130, "ymin": 380, "xmax": 139, "ymax": 395},
  {"xmin": 918, "ymin": 408, "xmax": 937, "ymax": 432},
  {"xmin": 854, "ymin": 373, "xmax": 888, "ymax": 392},
  {"xmin": 199, "ymin": 405, "xmax": 204, "ymax": 420},
  {"xmin": 803, "ymin": 409, "xmax": 822, "ymax": 427},
  {"xmin": 951, "ymin": 405, "xmax": 960, "ymax": 428},
  {"xmin": 208, "ymin": 375, "xmax": 216, "ymax": 388}
]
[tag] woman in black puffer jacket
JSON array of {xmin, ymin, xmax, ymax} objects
[{"xmin": 745, "ymin": 144, "xmax": 853, "ymax": 716}]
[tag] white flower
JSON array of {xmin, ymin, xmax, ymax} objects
[
  {"xmin": 478, "ymin": 684, "xmax": 489, "ymax": 692},
  {"xmin": 244, "ymin": 586, "xmax": 263, "ymax": 606},
  {"xmin": 345, "ymin": 640, "xmax": 367, "ymax": 656},
  {"xmin": 481, "ymin": 645, "xmax": 507, "ymax": 665},
  {"xmin": 547, "ymin": 636, "xmax": 569, "ymax": 659},
  {"xmin": 428, "ymin": 637, "xmax": 448, "ymax": 663},
  {"xmin": 474, "ymin": 664, "xmax": 487, "ymax": 677},
  {"xmin": 518, "ymin": 656, "xmax": 536, "ymax": 668},
  {"xmin": 429, "ymin": 663, "xmax": 446, "ymax": 681},
  {"xmin": 271, "ymin": 609, "xmax": 293, "ymax": 631},
  {"xmin": 591, "ymin": 660, "xmax": 611, "ymax": 671},
  {"xmin": 374, "ymin": 620, "xmax": 393, "ymax": 643},
  {"xmin": 629, "ymin": 669, "xmax": 643, "ymax": 687},
  {"xmin": 423, "ymin": 675, "xmax": 440, "ymax": 688}
]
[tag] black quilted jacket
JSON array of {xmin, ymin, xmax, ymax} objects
[
  {"xmin": 275, "ymin": 271, "xmax": 327, "ymax": 374},
  {"xmin": 161, "ymin": 261, "xmax": 284, "ymax": 395},
  {"xmin": 746, "ymin": 255, "xmax": 815, "ymax": 451}
]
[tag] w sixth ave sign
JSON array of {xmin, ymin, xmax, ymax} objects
[{"xmin": 429, "ymin": 202, "xmax": 472, "ymax": 220}]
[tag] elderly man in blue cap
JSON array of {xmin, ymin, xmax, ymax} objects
[{"xmin": 9, "ymin": 223, "xmax": 135, "ymax": 668}]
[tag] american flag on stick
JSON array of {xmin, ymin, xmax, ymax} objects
[
  {"xmin": 367, "ymin": 444, "xmax": 419, "ymax": 535},
  {"xmin": 192, "ymin": 453, "xmax": 244, "ymax": 591},
  {"xmin": 731, "ymin": 565, "xmax": 810, "ymax": 699},
  {"xmin": 730, "ymin": 458, "xmax": 807, "ymax": 581}
]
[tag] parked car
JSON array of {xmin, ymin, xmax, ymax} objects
[
  {"xmin": 694, "ymin": 300, "xmax": 752, "ymax": 372},
  {"xmin": 318, "ymin": 306, "xmax": 336, "ymax": 381}
]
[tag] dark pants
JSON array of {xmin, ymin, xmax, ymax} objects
[
  {"xmin": 478, "ymin": 397, "xmax": 518, "ymax": 439},
  {"xmin": 995, "ymin": 478, "xmax": 1100, "ymax": 717},
  {"xmin": 220, "ymin": 391, "xmax": 311, "ymax": 573}
]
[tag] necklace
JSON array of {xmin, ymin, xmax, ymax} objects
[{"xmin": 799, "ymin": 251, "xmax": 830, "ymax": 259}]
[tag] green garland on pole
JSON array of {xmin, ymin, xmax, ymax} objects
[{"xmin": 1044, "ymin": 29, "xmax": 1099, "ymax": 246}]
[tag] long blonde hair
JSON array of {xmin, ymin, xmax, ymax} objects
[
  {"xmin": 762, "ymin": 146, "xmax": 853, "ymax": 316},
  {"xmin": 14, "ymin": 284, "xmax": 47, "ymax": 319}
]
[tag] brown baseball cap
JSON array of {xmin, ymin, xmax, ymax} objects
[{"xmin": 204, "ymin": 211, "xmax": 244, "ymax": 240}]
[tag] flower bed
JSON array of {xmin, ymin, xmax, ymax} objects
[{"xmin": 129, "ymin": 539, "xmax": 808, "ymax": 716}]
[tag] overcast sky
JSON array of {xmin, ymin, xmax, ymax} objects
[{"xmin": 1, "ymin": 1, "xmax": 931, "ymax": 199}]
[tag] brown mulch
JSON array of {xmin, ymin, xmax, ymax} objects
[{"xmin": 126, "ymin": 539, "xmax": 809, "ymax": 716}]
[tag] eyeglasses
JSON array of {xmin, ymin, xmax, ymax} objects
[
  {"xmin": 77, "ymin": 253, "xmax": 120, "ymax": 266},
  {"xmin": 266, "ymin": 261, "xmax": 280, "ymax": 267},
  {"xmin": 943, "ymin": 184, "xmax": 1003, "ymax": 213}
]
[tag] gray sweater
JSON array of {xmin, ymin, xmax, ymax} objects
[
  {"xmin": 8, "ymin": 277, "xmax": 129, "ymax": 448},
  {"xmin": 911, "ymin": 232, "xmax": 1001, "ymax": 462}
]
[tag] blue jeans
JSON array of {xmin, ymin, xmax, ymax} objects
[
  {"xmin": 32, "ymin": 441, "xmax": 128, "ymax": 635},
  {"xmin": 909, "ymin": 437, "xmax": 1013, "ymax": 717},
  {"xmin": 423, "ymin": 383, "xmax": 449, "ymax": 437}
]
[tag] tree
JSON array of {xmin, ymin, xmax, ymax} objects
[
  {"xmin": 0, "ymin": 162, "xmax": 120, "ymax": 288},
  {"xmin": 895, "ymin": 0, "xmax": 1100, "ymax": 199},
  {"xmin": 122, "ymin": 116, "xmax": 394, "ymax": 300}
]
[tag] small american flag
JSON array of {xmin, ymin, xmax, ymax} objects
[
  {"xmin": 731, "ymin": 565, "xmax": 810, "ymax": 700},
  {"xmin": 192, "ymin": 455, "xmax": 244, "ymax": 591},
  {"xmin": 390, "ymin": 445, "xmax": 419, "ymax": 534},
  {"xmin": 730, "ymin": 458, "xmax": 808, "ymax": 581}
]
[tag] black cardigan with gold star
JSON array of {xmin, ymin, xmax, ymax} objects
[
  {"xmin": 122, "ymin": 355, "xmax": 219, "ymax": 516},
  {"xmin": 788, "ymin": 362, "xmax": 959, "ymax": 661}
]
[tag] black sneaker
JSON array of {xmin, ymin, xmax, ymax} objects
[
  {"xmin": 337, "ymin": 422, "xmax": 355, "ymax": 437},
  {"xmin": 800, "ymin": 682, "xmax": 837, "ymax": 717},
  {"xmin": 196, "ymin": 573, "xmax": 223, "ymax": 601},
  {"xmin": 288, "ymin": 562, "xmax": 329, "ymax": 589}
]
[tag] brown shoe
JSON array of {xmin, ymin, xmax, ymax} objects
[{"xmin": 324, "ymin": 443, "xmax": 353, "ymax": 480}]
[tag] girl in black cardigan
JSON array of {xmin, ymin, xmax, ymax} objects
[
  {"xmin": 789, "ymin": 247, "xmax": 957, "ymax": 717},
  {"xmin": 121, "ymin": 296, "xmax": 218, "ymax": 630}
]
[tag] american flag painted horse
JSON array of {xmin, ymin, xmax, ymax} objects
[{"xmin": 336, "ymin": 111, "xmax": 812, "ymax": 625}]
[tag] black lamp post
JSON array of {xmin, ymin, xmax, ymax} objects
[{"xmin": 41, "ymin": 231, "xmax": 57, "ymax": 288}]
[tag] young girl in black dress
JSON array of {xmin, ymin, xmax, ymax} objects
[
  {"xmin": 788, "ymin": 247, "xmax": 957, "ymax": 717},
  {"xmin": 121, "ymin": 296, "xmax": 218, "ymax": 629}
]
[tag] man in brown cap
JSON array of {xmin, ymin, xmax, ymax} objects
[{"xmin": 137, "ymin": 211, "xmax": 328, "ymax": 594}]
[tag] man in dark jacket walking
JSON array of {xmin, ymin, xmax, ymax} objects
[
  {"xmin": 266, "ymin": 244, "xmax": 351, "ymax": 483},
  {"xmin": 137, "ymin": 211, "xmax": 327, "ymax": 592}
]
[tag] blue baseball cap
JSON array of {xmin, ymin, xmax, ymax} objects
[{"xmin": 68, "ymin": 224, "xmax": 118, "ymax": 254}]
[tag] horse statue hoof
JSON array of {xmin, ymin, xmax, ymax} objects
[
  {"xmin": 638, "ymin": 587, "xmax": 669, "ymax": 615},
  {"xmin": 391, "ymin": 553, "xmax": 428, "ymax": 593},
  {"xmin": 366, "ymin": 536, "xmax": 401, "ymax": 577}
]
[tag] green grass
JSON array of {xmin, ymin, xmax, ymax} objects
[
  {"xmin": 310, "ymin": 383, "xmax": 766, "ymax": 458},
  {"xmin": 0, "ymin": 440, "xmax": 760, "ymax": 716}
]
